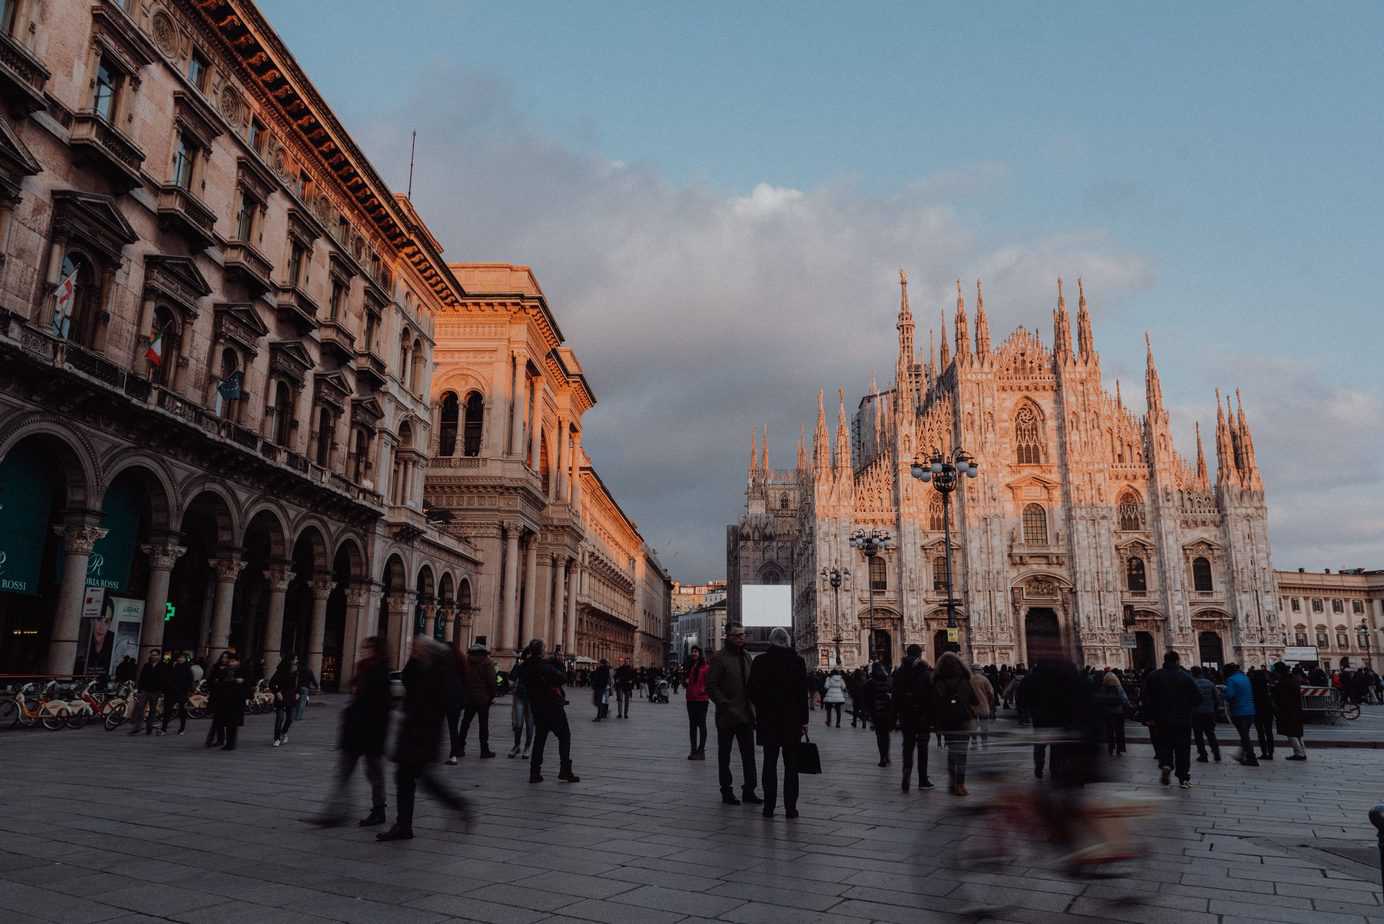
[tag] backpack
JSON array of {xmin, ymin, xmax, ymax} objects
[{"xmin": 937, "ymin": 678, "xmax": 972, "ymax": 728}]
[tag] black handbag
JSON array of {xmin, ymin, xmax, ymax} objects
[{"xmin": 797, "ymin": 730, "xmax": 822, "ymax": 775}]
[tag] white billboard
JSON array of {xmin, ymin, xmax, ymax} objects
[{"xmin": 742, "ymin": 584, "xmax": 791, "ymax": 628}]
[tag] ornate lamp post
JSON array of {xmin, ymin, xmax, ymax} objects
[
  {"xmin": 910, "ymin": 447, "xmax": 979, "ymax": 660},
  {"xmin": 1361, "ymin": 618, "xmax": 1373, "ymax": 672},
  {"xmin": 820, "ymin": 565, "xmax": 850, "ymax": 667},
  {"xmin": 849, "ymin": 527, "xmax": 893, "ymax": 665}
]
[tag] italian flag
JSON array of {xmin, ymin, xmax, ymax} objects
[{"xmin": 146, "ymin": 329, "xmax": 164, "ymax": 368}]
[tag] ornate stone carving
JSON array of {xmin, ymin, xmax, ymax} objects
[
  {"xmin": 218, "ymin": 84, "xmax": 243, "ymax": 125},
  {"xmin": 264, "ymin": 566, "xmax": 295, "ymax": 592},
  {"xmin": 210, "ymin": 558, "xmax": 246, "ymax": 582},
  {"xmin": 141, "ymin": 543, "xmax": 186, "ymax": 571},
  {"xmin": 60, "ymin": 525, "xmax": 108, "ymax": 555},
  {"xmin": 151, "ymin": 11, "xmax": 178, "ymax": 58}
]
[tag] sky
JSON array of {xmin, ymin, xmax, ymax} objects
[{"xmin": 262, "ymin": 0, "xmax": 1384, "ymax": 581}]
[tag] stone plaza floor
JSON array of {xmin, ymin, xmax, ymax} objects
[{"xmin": 2, "ymin": 691, "xmax": 1383, "ymax": 924}]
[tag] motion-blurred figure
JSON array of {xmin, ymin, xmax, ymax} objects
[{"xmin": 312, "ymin": 635, "xmax": 390, "ymax": 828}]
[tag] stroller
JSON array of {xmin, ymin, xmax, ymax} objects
[{"xmin": 651, "ymin": 679, "xmax": 671, "ymax": 704}]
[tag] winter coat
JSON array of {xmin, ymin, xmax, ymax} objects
[
  {"xmin": 970, "ymin": 672, "xmax": 996, "ymax": 719},
  {"xmin": 137, "ymin": 660, "xmax": 165, "ymax": 694},
  {"xmin": 1222, "ymin": 670, "xmax": 1255, "ymax": 717},
  {"xmin": 614, "ymin": 664, "xmax": 637, "ymax": 690},
  {"xmin": 1249, "ymin": 670, "xmax": 1275, "ymax": 718},
  {"xmin": 590, "ymin": 666, "xmax": 611, "ymax": 691},
  {"xmin": 822, "ymin": 674, "xmax": 848, "ymax": 705},
  {"xmin": 866, "ymin": 669, "xmax": 895, "ymax": 731},
  {"xmin": 341, "ymin": 656, "xmax": 391, "ymax": 755},
  {"xmin": 1094, "ymin": 683, "xmax": 1129, "ymax": 718},
  {"xmin": 706, "ymin": 645, "xmax": 755, "ymax": 731},
  {"xmin": 1141, "ymin": 666, "xmax": 1199, "ymax": 727},
  {"xmin": 268, "ymin": 664, "xmax": 299, "ymax": 708},
  {"xmin": 1018, "ymin": 660, "xmax": 1082, "ymax": 729},
  {"xmin": 891, "ymin": 659, "xmax": 934, "ymax": 728},
  {"xmin": 684, "ymin": 660, "xmax": 710, "ymax": 702},
  {"xmin": 527, "ymin": 658, "xmax": 569, "ymax": 717},
  {"xmin": 392, "ymin": 654, "xmax": 448, "ymax": 766},
  {"xmin": 932, "ymin": 672, "xmax": 978, "ymax": 733},
  {"xmin": 1272, "ymin": 673, "xmax": 1305, "ymax": 738},
  {"xmin": 748, "ymin": 645, "xmax": 809, "ymax": 742},
  {"xmin": 211, "ymin": 665, "xmax": 245, "ymax": 726},
  {"xmin": 1192, "ymin": 677, "xmax": 1219, "ymax": 715},
  {"xmin": 167, "ymin": 662, "xmax": 195, "ymax": 699},
  {"xmin": 462, "ymin": 652, "xmax": 498, "ymax": 706}
]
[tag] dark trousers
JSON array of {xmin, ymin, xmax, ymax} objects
[
  {"xmin": 1034, "ymin": 742, "xmax": 1058, "ymax": 778},
  {"xmin": 686, "ymin": 700, "xmax": 708, "ymax": 753},
  {"xmin": 900, "ymin": 720, "xmax": 930, "ymax": 784},
  {"xmin": 1103, "ymin": 715, "xmax": 1126, "ymax": 755},
  {"xmin": 447, "ymin": 703, "xmax": 463, "ymax": 758},
  {"xmin": 761, "ymin": 736, "xmax": 799, "ymax": 813},
  {"xmin": 945, "ymin": 733, "xmax": 969, "ymax": 785},
  {"xmin": 616, "ymin": 688, "xmax": 632, "ymax": 717},
  {"xmin": 324, "ymin": 750, "xmax": 386, "ymax": 817},
  {"xmin": 206, "ymin": 713, "xmax": 226, "ymax": 746},
  {"xmin": 717, "ymin": 722, "xmax": 757, "ymax": 795},
  {"xmin": 1192, "ymin": 714, "xmax": 1220, "ymax": 759},
  {"xmin": 1153, "ymin": 723, "xmax": 1192, "ymax": 782},
  {"xmin": 1253, "ymin": 714, "xmax": 1274, "ymax": 757},
  {"xmin": 460, "ymin": 704, "xmax": 490, "ymax": 751},
  {"xmin": 531, "ymin": 707, "xmax": 572, "ymax": 773},
  {"xmin": 874, "ymin": 725, "xmax": 891, "ymax": 763},
  {"xmin": 273, "ymin": 705, "xmax": 293, "ymax": 740},
  {"xmin": 824, "ymin": 703, "xmax": 842, "ymax": 726},
  {"xmin": 161, "ymin": 697, "xmax": 187, "ymax": 733},
  {"xmin": 394, "ymin": 762, "xmax": 464, "ymax": 833},
  {"xmin": 1231, "ymin": 715, "xmax": 1257, "ymax": 761}
]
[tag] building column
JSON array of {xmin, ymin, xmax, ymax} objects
[
  {"xmin": 501, "ymin": 524, "xmax": 521, "ymax": 653},
  {"xmin": 548, "ymin": 554, "xmax": 563, "ymax": 646},
  {"xmin": 46, "ymin": 522, "xmax": 107, "ymax": 676},
  {"xmin": 526, "ymin": 380, "xmax": 541, "ymax": 466},
  {"xmin": 207, "ymin": 557, "xmax": 247, "ymax": 664},
  {"xmin": 138, "ymin": 541, "xmax": 186, "ymax": 662},
  {"xmin": 569, "ymin": 431, "xmax": 583, "ymax": 509},
  {"xmin": 565, "ymin": 557, "xmax": 579, "ymax": 656},
  {"xmin": 552, "ymin": 416, "xmax": 565, "ymax": 502},
  {"xmin": 307, "ymin": 573, "xmax": 333, "ymax": 679},
  {"xmin": 522, "ymin": 535, "xmax": 538, "ymax": 649},
  {"xmin": 261, "ymin": 563, "xmax": 294, "ymax": 675},
  {"xmin": 421, "ymin": 600, "xmax": 437, "ymax": 641},
  {"xmin": 338, "ymin": 581, "xmax": 371, "ymax": 690},
  {"xmin": 509, "ymin": 354, "xmax": 524, "ymax": 458},
  {"xmin": 387, "ymin": 591, "xmax": 413, "ymax": 668}
]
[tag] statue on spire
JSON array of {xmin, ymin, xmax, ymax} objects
[
  {"xmin": 1053, "ymin": 277, "xmax": 1073, "ymax": 362},
  {"xmin": 973, "ymin": 279, "xmax": 991, "ymax": 359},
  {"xmin": 1214, "ymin": 387, "xmax": 1238, "ymax": 485},
  {"xmin": 1234, "ymin": 388, "xmax": 1263, "ymax": 490},
  {"xmin": 938, "ymin": 309, "xmax": 950, "ymax": 369},
  {"xmin": 835, "ymin": 386, "xmax": 851, "ymax": 476},
  {"xmin": 896, "ymin": 272, "xmax": 916, "ymax": 411},
  {"xmin": 1076, "ymin": 277, "xmax": 1095, "ymax": 362},
  {"xmin": 953, "ymin": 279, "xmax": 971, "ymax": 362},
  {"xmin": 814, "ymin": 388, "xmax": 830, "ymax": 473},
  {"xmin": 749, "ymin": 427, "xmax": 759, "ymax": 479},
  {"xmin": 1144, "ymin": 332, "xmax": 1164, "ymax": 414},
  {"xmin": 1194, "ymin": 420, "xmax": 1209, "ymax": 487},
  {"xmin": 761, "ymin": 423, "xmax": 769, "ymax": 474},
  {"xmin": 797, "ymin": 424, "xmax": 807, "ymax": 472}
]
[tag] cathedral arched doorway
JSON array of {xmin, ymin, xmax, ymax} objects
[
  {"xmin": 1134, "ymin": 632, "xmax": 1156, "ymax": 671},
  {"xmin": 1198, "ymin": 630, "xmax": 1225, "ymax": 669},
  {"xmin": 1024, "ymin": 607, "xmax": 1061, "ymax": 665},
  {"xmin": 871, "ymin": 629, "xmax": 893, "ymax": 668}
]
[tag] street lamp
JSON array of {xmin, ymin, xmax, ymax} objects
[
  {"xmin": 820, "ymin": 565, "xmax": 850, "ymax": 668},
  {"xmin": 911, "ymin": 447, "xmax": 979, "ymax": 660},
  {"xmin": 849, "ymin": 527, "xmax": 893, "ymax": 665},
  {"xmin": 1361, "ymin": 618, "xmax": 1373, "ymax": 672}
]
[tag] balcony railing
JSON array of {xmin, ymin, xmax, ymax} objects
[
  {"xmin": 70, "ymin": 112, "xmax": 145, "ymax": 191},
  {"xmin": 157, "ymin": 184, "xmax": 217, "ymax": 251},
  {"xmin": 63, "ymin": 342, "xmax": 123, "ymax": 386},
  {"xmin": 223, "ymin": 241, "xmax": 273, "ymax": 297},
  {"xmin": 431, "ymin": 457, "xmax": 484, "ymax": 469},
  {"xmin": 353, "ymin": 348, "xmax": 388, "ymax": 388},
  {"xmin": 0, "ymin": 31, "xmax": 50, "ymax": 114},
  {"xmin": 317, "ymin": 319, "xmax": 356, "ymax": 362},
  {"xmin": 275, "ymin": 284, "xmax": 319, "ymax": 331}
]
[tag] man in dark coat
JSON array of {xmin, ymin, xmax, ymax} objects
[
  {"xmin": 706, "ymin": 625, "xmax": 761, "ymax": 806},
  {"xmin": 378, "ymin": 637, "xmax": 471, "ymax": 842},
  {"xmin": 614, "ymin": 658, "xmax": 636, "ymax": 718},
  {"xmin": 892, "ymin": 645, "xmax": 935, "ymax": 791},
  {"xmin": 458, "ymin": 641, "xmax": 498, "ymax": 758},
  {"xmin": 527, "ymin": 639, "xmax": 580, "ymax": 784},
  {"xmin": 130, "ymin": 649, "xmax": 166, "ymax": 736},
  {"xmin": 1142, "ymin": 651, "xmax": 1200, "ymax": 787},
  {"xmin": 1249, "ymin": 667, "xmax": 1276, "ymax": 760},
  {"xmin": 210, "ymin": 654, "xmax": 245, "ymax": 751},
  {"xmin": 269, "ymin": 656, "xmax": 300, "ymax": 747},
  {"xmin": 590, "ymin": 659, "xmax": 611, "ymax": 721},
  {"xmin": 312, "ymin": 636, "xmax": 392, "ymax": 827},
  {"xmin": 1272, "ymin": 662, "xmax": 1307, "ymax": 760},
  {"xmin": 748, "ymin": 627, "xmax": 808, "ymax": 818},
  {"xmin": 161, "ymin": 652, "xmax": 195, "ymax": 735}
]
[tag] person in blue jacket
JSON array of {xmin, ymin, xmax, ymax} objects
[{"xmin": 1221, "ymin": 663, "xmax": 1259, "ymax": 767}]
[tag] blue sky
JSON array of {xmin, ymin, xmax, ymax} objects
[{"xmin": 264, "ymin": 1, "xmax": 1383, "ymax": 578}]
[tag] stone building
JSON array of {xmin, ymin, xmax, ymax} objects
[
  {"xmin": 0, "ymin": 0, "xmax": 481, "ymax": 684},
  {"xmin": 730, "ymin": 273, "xmax": 1282, "ymax": 671},
  {"xmin": 1276, "ymin": 568, "xmax": 1383, "ymax": 671},
  {"xmin": 672, "ymin": 579, "xmax": 726, "ymax": 615},
  {"xmin": 673, "ymin": 599, "xmax": 728, "ymax": 664}
]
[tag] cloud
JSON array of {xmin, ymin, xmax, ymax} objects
[{"xmin": 356, "ymin": 66, "xmax": 1161, "ymax": 578}]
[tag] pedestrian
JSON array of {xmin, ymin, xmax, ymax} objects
[
  {"xmin": 444, "ymin": 643, "xmax": 466, "ymax": 765},
  {"xmin": 1249, "ymin": 667, "xmax": 1275, "ymax": 761},
  {"xmin": 310, "ymin": 636, "xmax": 391, "ymax": 828},
  {"xmin": 1094, "ymin": 671, "xmax": 1129, "ymax": 757},
  {"xmin": 822, "ymin": 669, "xmax": 847, "ymax": 727},
  {"xmin": 457, "ymin": 640, "xmax": 498, "ymax": 758},
  {"xmin": 161, "ymin": 651, "xmax": 194, "ymax": 736},
  {"xmin": 748, "ymin": 627, "xmax": 807, "ymax": 819},
  {"xmin": 848, "ymin": 667, "xmax": 869, "ymax": 729},
  {"xmin": 526, "ymin": 639, "xmax": 580, "ymax": 784},
  {"xmin": 204, "ymin": 652, "xmax": 229, "ymax": 747},
  {"xmin": 507, "ymin": 646, "xmax": 535, "ymax": 759},
  {"xmin": 892, "ymin": 646, "xmax": 935, "ymax": 792},
  {"xmin": 115, "ymin": 655, "xmax": 137, "ymax": 686},
  {"xmin": 614, "ymin": 657, "xmax": 636, "ymax": 719},
  {"xmin": 1142, "ymin": 651, "xmax": 1198, "ymax": 788},
  {"xmin": 269, "ymin": 656, "xmax": 299, "ymax": 747},
  {"xmin": 1019, "ymin": 641, "xmax": 1081, "ymax": 781},
  {"xmin": 684, "ymin": 645, "xmax": 710, "ymax": 759},
  {"xmin": 865, "ymin": 662, "xmax": 894, "ymax": 767},
  {"xmin": 591, "ymin": 658, "xmax": 611, "ymax": 721},
  {"xmin": 1189, "ymin": 666, "xmax": 1221, "ymax": 763},
  {"xmin": 970, "ymin": 662, "xmax": 996, "ymax": 750},
  {"xmin": 932, "ymin": 652, "xmax": 978, "ymax": 797},
  {"xmin": 129, "ymin": 649, "xmax": 165, "ymax": 736},
  {"xmin": 377, "ymin": 637, "xmax": 472, "ymax": 842},
  {"xmin": 1271, "ymin": 662, "xmax": 1307, "ymax": 760},
  {"xmin": 706, "ymin": 624, "xmax": 762, "ymax": 806},
  {"xmin": 1221, "ymin": 662, "xmax": 1259, "ymax": 766},
  {"xmin": 212, "ymin": 654, "xmax": 246, "ymax": 751},
  {"xmin": 295, "ymin": 663, "xmax": 318, "ymax": 721}
]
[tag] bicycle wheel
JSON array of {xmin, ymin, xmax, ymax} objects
[
  {"xmin": 0, "ymin": 698, "xmax": 17, "ymax": 729},
  {"xmin": 1342, "ymin": 703, "xmax": 1361, "ymax": 721},
  {"xmin": 66, "ymin": 708, "xmax": 88, "ymax": 730},
  {"xmin": 104, "ymin": 701, "xmax": 127, "ymax": 731},
  {"xmin": 42, "ymin": 706, "xmax": 69, "ymax": 731}
]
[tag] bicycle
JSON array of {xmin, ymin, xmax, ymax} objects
[
  {"xmin": 45, "ymin": 680, "xmax": 91, "ymax": 730},
  {"xmin": 0, "ymin": 683, "xmax": 71, "ymax": 730}
]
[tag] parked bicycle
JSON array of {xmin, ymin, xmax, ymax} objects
[{"xmin": 0, "ymin": 683, "xmax": 72, "ymax": 731}]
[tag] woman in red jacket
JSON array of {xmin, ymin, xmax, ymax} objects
[{"xmin": 684, "ymin": 646, "xmax": 711, "ymax": 760}]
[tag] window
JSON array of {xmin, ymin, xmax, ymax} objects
[
  {"xmin": 314, "ymin": 407, "xmax": 332, "ymax": 467},
  {"xmin": 1126, "ymin": 557, "xmax": 1147, "ymax": 593},
  {"xmin": 57, "ymin": 251, "xmax": 99, "ymax": 348},
  {"xmin": 1336, "ymin": 627, "xmax": 1351, "ymax": 650},
  {"xmin": 1015, "ymin": 403, "xmax": 1043, "ymax": 465},
  {"xmin": 93, "ymin": 57, "xmax": 119, "ymax": 120},
  {"xmin": 1117, "ymin": 491, "xmax": 1144, "ymax": 531},
  {"xmin": 329, "ymin": 279, "xmax": 346, "ymax": 321},
  {"xmin": 351, "ymin": 428, "xmax": 370, "ymax": 483},
  {"xmin": 148, "ymin": 307, "xmax": 178, "ymax": 387},
  {"xmin": 1359, "ymin": 625, "xmax": 1371, "ymax": 649},
  {"xmin": 1311, "ymin": 598, "xmax": 1324, "ymax": 613},
  {"xmin": 1022, "ymin": 504, "xmax": 1048, "ymax": 545},
  {"xmin": 932, "ymin": 556, "xmax": 948, "ymax": 593},
  {"xmin": 462, "ymin": 392, "xmax": 484, "ymax": 457},
  {"xmin": 929, "ymin": 496, "xmax": 945, "ymax": 531},
  {"xmin": 1353, "ymin": 600, "xmax": 1365, "ymax": 615},
  {"xmin": 1191, "ymin": 557, "xmax": 1213, "ymax": 592},
  {"xmin": 410, "ymin": 337, "xmax": 423, "ymax": 392},
  {"xmin": 234, "ymin": 189, "xmax": 257, "ymax": 242},
  {"xmin": 398, "ymin": 332, "xmax": 411, "ymax": 379},
  {"xmin": 1315, "ymin": 626, "xmax": 1329, "ymax": 648},
  {"xmin": 1332, "ymin": 599, "xmax": 1345, "ymax": 614},
  {"xmin": 248, "ymin": 117, "xmax": 265, "ymax": 153},
  {"xmin": 363, "ymin": 310, "xmax": 378, "ymax": 352},
  {"xmin": 438, "ymin": 392, "xmax": 459, "ymax": 457},
  {"xmin": 287, "ymin": 240, "xmax": 307, "ymax": 287},
  {"xmin": 0, "ymin": 0, "xmax": 17, "ymax": 36},
  {"xmin": 188, "ymin": 49, "xmax": 210, "ymax": 92},
  {"xmin": 171, "ymin": 131, "xmax": 195, "ymax": 189},
  {"xmin": 1294, "ymin": 626, "xmax": 1308, "ymax": 647},
  {"xmin": 1291, "ymin": 597, "xmax": 1301, "ymax": 612},
  {"xmin": 213, "ymin": 348, "xmax": 238, "ymax": 418},
  {"xmin": 272, "ymin": 381, "xmax": 293, "ymax": 446},
  {"xmin": 868, "ymin": 556, "xmax": 886, "ymax": 592}
]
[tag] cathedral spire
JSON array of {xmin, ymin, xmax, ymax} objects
[
  {"xmin": 835, "ymin": 386, "xmax": 851, "ymax": 475},
  {"xmin": 953, "ymin": 279, "xmax": 971, "ymax": 363},
  {"xmin": 797, "ymin": 424, "xmax": 807, "ymax": 473},
  {"xmin": 927, "ymin": 328, "xmax": 937, "ymax": 383},
  {"xmin": 1194, "ymin": 420, "xmax": 1209, "ymax": 487},
  {"xmin": 814, "ymin": 388, "xmax": 830, "ymax": 474},
  {"xmin": 1053, "ymin": 277, "xmax": 1073, "ymax": 362},
  {"xmin": 1215, "ymin": 387, "xmax": 1238, "ymax": 485},
  {"xmin": 1144, "ymin": 332, "xmax": 1164, "ymax": 415},
  {"xmin": 761, "ymin": 424, "xmax": 769, "ymax": 474},
  {"xmin": 973, "ymin": 279, "xmax": 991, "ymax": 360},
  {"xmin": 1076, "ymin": 277, "xmax": 1095, "ymax": 362},
  {"xmin": 749, "ymin": 427, "xmax": 759, "ymax": 480},
  {"xmin": 895, "ymin": 270, "xmax": 916, "ymax": 413},
  {"xmin": 1115, "ymin": 379, "xmax": 1123, "ymax": 410},
  {"xmin": 938, "ymin": 309, "xmax": 950, "ymax": 370},
  {"xmin": 1235, "ymin": 388, "xmax": 1263, "ymax": 490}
]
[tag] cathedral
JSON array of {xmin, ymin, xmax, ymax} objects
[{"xmin": 728, "ymin": 274, "xmax": 1283, "ymax": 671}]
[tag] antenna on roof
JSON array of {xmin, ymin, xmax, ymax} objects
[{"xmin": 406, "ymin": 130, "xmax": 417, "ymax": 199}]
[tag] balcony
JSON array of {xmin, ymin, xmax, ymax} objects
[
  {"xmin": 354, "ymin": 348, "xmax": 388, "ymax": 389},
  {"xmin": 156, "ymin": 184, "xmax": 217, "ymax": 251},
  {"xmin": 275, "ymin": 284, "xmax": 319, "ymax": 332},
  {"xmin": 69, "ymin": 113, "xmax": 145, "ymax": 192},
  {"xmin": 223, "ymin": 241, "xmax": 273, "ymax": 297},
  {"xmin": 0, "ymin": 32, "xmax": 49, "ymax": 114},
  {"xmin": 317, "ymin": 318, "xmax": 356, "ymax": 364}
]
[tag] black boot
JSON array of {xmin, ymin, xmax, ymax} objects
[
  {"xmin": 375, "ymin": 825, "xmax": 413, "ymax": 841},
  {"xmin": 558, "ymin": 765, "xmax": 580, "ymax": 783},
  {"xmin": 530, "ymin": 771, "xmax": 544, "ymax": 783},
  {"xmin": 721, "ymin": 790, "xmax": 741, "ymax": 805},
  {"xmin": 741, "ymin": 790, "xmax": 764, "ymax": 805},
  {"xmin": 358, "ymin": 806, "xmax": 387, "ymax": 827}
]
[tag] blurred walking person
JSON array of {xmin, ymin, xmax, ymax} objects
[
  {"xmin": 1272, "ymin": 662, "xmax": 1307, "ymax": 760},
  {"xmin": 527, "ymin": 639, "xmax": 580, "ymax": 784},
  {"xmin": 970, "ymin": 662, "xmax": 996, "ymax": 750},
  {"xmin": 269, "ymin": 656, "xmax": 299, "ymax": 747},
  {"xmin": 1249, "ymin": 666, "xmax": 1275, "ymax": 760},
  {"xmin": 614, "ymin": 657, "xmax": 636, "ymax": 719},
  {"xmin": 129, "ymin": 649, "xmax": 165, "ymax": 736},
  {"xmin": 210, "ymin": 654, "xmax": 245, "ymax": 751},
  {"xmin": 161, "ymin": 651, "xmax": 194, "ymax": 735},
  {"xmin": 507, "ymin": 646, "xmax": 535, "ymax": 759},
  {"xmin": 684, "ymin": 645, "xmax": 710, "ymax": 759},
  {"xmin": 893, "ymin": 646, "xmax": 934, "ymax": 791},
  {"xmin": 1142, "ymin": 651, "xmax": 1198, "ymax": 788},
  {"xmin": 1095, "ymin": 672, "xmax": 1129, "ymax": 757},
  {"xmin": 1222, "ymin": 663, "xmax": 1259, "ymax": 766},
  {"xmin": 865, "ymin": 662, "xmax": 894, "ymax": 767},
  {"xmin": 591, "ymin": 658, "xmax": 611, "ymax": 721},
  {"xmin": 707, "ymin": 625, "xmax": 761, "ymax": 805},
  {"xmin": 310, "ymin": 636, "xmax": 391, "ymax": 828},
  {"xmin": 933, "ymin": 653, "xmax": 978, "ymax": 796},
  {"xmin": 748, "ymin": 628, "xmax": 808, "ymax": 819},
  {"xmin": 458, "ymin": 641, "xmax": 498, "ymax": 758}
]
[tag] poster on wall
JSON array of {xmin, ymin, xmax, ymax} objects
[
  {"xmin": 75, "ymin": 589, "xmax": 115, "ymax": 677},
  {"xmin": 108, "ymin": 597, "xmax": 143, "ymax": 675}
]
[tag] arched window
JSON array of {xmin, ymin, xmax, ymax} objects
[
  {"xmin": 351, "ymin": 428, "xmax": 370, "ymax": 483},
  {"xmin": 929, "ymin": 496, "xmax": 945, "ymax": 531},
  {"xmin": 868, "ymin": 556, "xmax": 887, "ymax": 592},
  {"xmin": 1192, "ymin": 557, "xmax": 1213, "ymax": 592},
  {"xmin": 272, "ymin": 381, "xmax": 293, "ymax": 446},
  {"xmin": 1015, "ymin": 403, "xmax": 1043, "ymax": 465},
  {"xmin": 410, "ymin": 337, "xmax": 423, "ymax": 393},
  {"xmin": 459, "ymin": 579, "xmax": 471, "ymax": 615},
  {"xmin": 1294, "ymin": 625, "xmax": 1308, "ymax": 647},
  {"xmin": 398, "ymin": 421, "xmax": 413, "ymax": 450},
  {"xmin": 398, "ymin": 332, "xmax": 410, "ymax": 380},
  {"xmin": 213, "ymin": 347, "xmax": 238, "ymax": 418},
  {"xmin": 438, "ymin": 392, "xmax": 459, "ymax": 457},
  {"xmin": 932, "ymin": 556, "xmax": 948, "ymax": 592},
  {"xmin": 1022, "ymin": 504, "xmax": 1048, "ymax": 545},
  {"xmin": 314, "ymin": 406, "xmax": 332, "ymax": 467},
  {"xmin": 148, "ymin": 305, "xmax": 179, "ymax": 386},
  {"xmin": 779, "ymin": 494, "xmax": 789, "ymax": 511},
  {"xmin": 1336, "ymin": 627, "xmax": 1350, "ymax": 650},
  {"xmin": 1126, "ymin": 557, "xmax": 1147, "ymax": 593},
  {"xmin": 462, "ymin": 392, "xmax": 484, "ymax": 457},
  {"xmin": 1315, "ymin": 626, "xmax": 1328, "ymax": 649},
  {"xmin": 59, "ymin": 251, "xmax": 100, "ymax": 348},
  {"xmin": 539, "ymin": 432, "xmax": 551, "ymax": 495},
  {"xmin": 1117, "ymin": 490, "xmax": 1144, "ymax": 531}
]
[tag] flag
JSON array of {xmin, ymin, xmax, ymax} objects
[
  {"xmin": 216, "ymin": 369, "xmax": 243, "ymax": 402},
  {"xmin": 51, "ymin": 269, "xmax": 77, "ymax": 339},
  {"xmin": 145, "ymin": 329, "xmax": 164, "ymax": 368}
]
